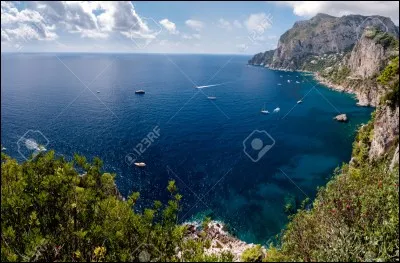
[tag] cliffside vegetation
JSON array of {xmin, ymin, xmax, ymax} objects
[
  {"xmin": 0, "ymin": 152, "xmax": 230, "ymax": 262},
  {"xmin": 264, "ymin": 55, "xmax": 399, "ymax": 262}
]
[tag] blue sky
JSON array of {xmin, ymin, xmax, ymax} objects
[{"xmin": 1, "ymin": 1, "xmax": 399, "ymax": 54}]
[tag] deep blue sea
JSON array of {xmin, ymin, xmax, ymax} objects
[{"xmin": 1, "ymin": 53, "xmax": 373, "ymax": 244}]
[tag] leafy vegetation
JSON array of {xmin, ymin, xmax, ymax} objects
[
  {"xmin": 366, "ymin": 28, "xmax": 399, "ymax": 49},
  {"xmin": 264, "ymin": 85, "xmax": 399, "ymax": 261},
  {"xmin": 265, "ymin": 149, "xmax": 399, "ymax": 261},
  {"xmin": 377, "ymin": 56, "xmax": 399, "ymax": 85},
  {"xmin": 1, "ymin": 151, "xmax": 230, "ymax": 262},
  {"xmin": 241, "ymin": 245, "xmax": 264, "ymax": 262},
  {"xmin": 301, "ymin": 53, "xmax": 344, "ymax": 73}
]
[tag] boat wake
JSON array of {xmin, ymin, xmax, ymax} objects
[{"xmin": 195, "ymin": 81, "xmax": 235, "ymax": 89}]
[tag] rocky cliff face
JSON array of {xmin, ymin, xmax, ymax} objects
[
  {"xmin": 249, "ymin": 13, "xmax": 399, "ymax": 71},
  {"xmin": 348, "ymin": 31, "xmax": 387, "ymax": 78},
  {"xmin": 369, "ymin": 105, "xmax": 399, "ymax": 159},
  {"xmin": 247, "ymin": 50, "xmax": 275, "ymax": 66},
  {"xmin": 315, "ymin": 29, "xmax": 399, "ymax": 106},
  {"xmin": 348, "ymin": 28, "xmax": 399, "ymax": 78}
]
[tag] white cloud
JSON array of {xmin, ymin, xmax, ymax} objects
[
  {"xmin": 185, "ymin": 19, "xmax": 204, "ymax": 31},
  {"xmin": 1, "ymin": 1, "xmax": 156, "ymax": 42},
  {"xmin": 1, "ymin": 2, "xmax": 57, "ymax": 42},
  {"xmin": 244, "ymin": 13, "xmax": 273, "ymax": 34},
  {"xmin": 182, "ymin": 33, "xmax": 201, "ymax": 40},
  {"xmin": 218, "ymin": 18, "xmax": 232, "ymax": 30},
  {"xmin": 192, "ymin": 33, "xmax": 201, "ymax": 39},
  {"xmin": 233, "ymin": 20, "xmax": 243, "ymax": 29},
  {"xmin": 278, "ymin": 1, "xmax": 399, "ymax": 24},
  {"xmin": 159, "ymin": 18, "xmax": 179, "ymax": 35}
]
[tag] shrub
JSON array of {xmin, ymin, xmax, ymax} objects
[{"xmin": 241, "ymin": 245, "xmax": 264, "ymax": 262}]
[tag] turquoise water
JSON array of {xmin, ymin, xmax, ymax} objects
[{"xmin": 1, "ymin": 53, "xmax": 373, "ymax": 244}]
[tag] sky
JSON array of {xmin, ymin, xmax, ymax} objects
[{"xmin": 1, "ymin": 1, "xmax": 399, "ymax": 54}]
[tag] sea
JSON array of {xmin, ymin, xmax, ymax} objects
[{"xmin": 1, "ymin": 53, "xmax": 373, "ymax": 244}]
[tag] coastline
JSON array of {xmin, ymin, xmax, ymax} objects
[
  {"xmin": 248, "ymin": 63, "xmax": 376, "ymax": 107},
  {"xmin": 182, "ymin": 220, "xmax": 266, "ymax": 262}
]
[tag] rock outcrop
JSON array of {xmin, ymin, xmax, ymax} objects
[
  {"xmin": 369, "ymin": 105, "xmax": 399, "ymax": 159},
  {"xmin": 334, "ymin": 114, "xmax": 348, "ymax": 122},
  {"xmin": 181, "ymin": 221, "xmax": 266, "ymax": 262},
  {"xmin": 347, "ymin": 28, "xmax": 387, "ymax": 78},
  {"xmin": 248, "ymin": 50, "xmax": 275, "ymax": 66}
]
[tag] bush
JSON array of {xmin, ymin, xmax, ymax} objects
[
  {"xmin": 1, "ymin": 152, "xmax": 231, "ymax": 262},
  {"xmin": 377, "ymin": 56, "xmax": 399, "ymax": 85},
  {"xmin": 264, "ymin": 123, "xmax": 399, "ymax": 262},
  {"xmin": 241, "ymin": 245, "xmax": 264, "ymax": 262}
]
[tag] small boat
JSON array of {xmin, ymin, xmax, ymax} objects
[
  {"xmin": 297, "ymin": 100, "xmax": 303, "ymax": 104},
  {"xmin": 295, "ymin": 81, "xmax": 300, "ymax": 84},
  {"xmin": 1, "ymin": 147, "xmax": 6, "ymax": 151},
  {"xmin": 280, "ymin": 75, "xmax": 283, "ymax": 78},
  {"xmin": 261, "ymin": 103, "xmax": 269, "ymax": 114},
  {"xmin": 135, "ymin": 90, "xmax": 145, "ymax": 94},
  {"xmin": 134, "ymin": 162, "xmax": 146, "ymax": 167},
  {"xmin": 287, "ymin": 80, "xmax": 291, "ymax": 83},
  {"xmin": 96, "ymin": 90, "xmax": 100, "ymax": 93},
  {"xmin": 273, "ymin": 107, "xmax": 280, "ymax": 113},
  {"xmin": 207, "ymin": 96, "xmax": 217, "ymax": 100}
]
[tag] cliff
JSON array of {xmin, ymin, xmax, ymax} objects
[
  {"xmin": 249, "ymin": 13, "xmax": 399, "ymax": 71},
  {"xmin": 248, "ymin": 50, "xmax": 275, "ymax": 66},
  {"xmin": 249, "ymin": 12, "xmax": 399, "ymax": 262}
]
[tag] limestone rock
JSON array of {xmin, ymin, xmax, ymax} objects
[{"xmin": 334, "ymin": 114, "xmax": 348, "ymax": 122}]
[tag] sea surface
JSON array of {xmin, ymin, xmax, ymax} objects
[{"xmin": 1, "ymin": 53, "xmax": 373, "ymax": 244}]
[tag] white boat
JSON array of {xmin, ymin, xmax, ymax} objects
[
  {"xmin": 134, "ymin": 162, "xmax": 146, "ymax": 167},
  {"xmin": 96, "ymin": 90, "xmax": 100, "ymax": 93},
  {"xmin": 297, "ymin": 100, "xmax": 303, "ymax": 104},
  {"xmin": 261, "ymin": 103, "xmax": 269, "ymax": 114},
  {"xmin": 287, "ymin": 80, "xmax": 291, "ymax": 83},
  {"xmin": 296, "ymin": 81, "xmax": 300, "ymax": 83},
  {"xmin": 1, "ymin": 147, "xmax": 6, "ymax": 151},
  {"xmin": 135, "ymin": 90, "xmax": 145, "ymax": 94},
  {"xmin": 273, "ymin": 107, "xmax": 281, "ymax": 113},
  {"xmin": 207, "ymin": 96, "xmax": 217, "ymax": 100},
  {"xmin": 277, "ymin": 83, "xmax": 282, "ymax": 86}
]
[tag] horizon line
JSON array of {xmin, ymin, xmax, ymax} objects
[{"xmin": 1, "ymin": 51, "xmax": 253, "ymax": 56}]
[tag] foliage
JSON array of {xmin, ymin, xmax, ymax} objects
[
  {"xmin": 202, "ymin": 216, "xmax": 212, "ymax": 230},
  {"xmin": 351, "ymin": 118, "xmax": 375, "ymax": 167},
  {"xmin": 366, "ymin": 28, "xmax": 399, "ymax": 49},
  {"xmin": 283, "ymin": 195, "xmax": 296, "ymax": 214},
  {"xmin": 322, "ymin": 65, "xmax": 351, "ymax": 84},
  {"xmin": 377, "ymin": 56, "xmax": 399, "ymax": 85},
  {"xmin": 264, "ymin": 118, "xmax": 399, "ymax": 262},
  {"xmin": 241, "ymin": 245, "xmax": 264, "ymax": 262},
  {"xmin": 382, "ymin": 79, "xmax": 400, "ymax": 109},
  {"xmin": 1, "ymin": 152, "xmax": 230, "ymax": 262}
]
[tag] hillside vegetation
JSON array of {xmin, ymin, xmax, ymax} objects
[
  {"xmin": 1, "ymin": 152, "xmax": 231, "ymax": 262},
  {"xmin": 264, "ymin": 56, "xmax": 399, "ymax": 262}
]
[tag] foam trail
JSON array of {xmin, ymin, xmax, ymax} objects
[{"xmin": 195, "ymin": 80, "xmax": 237, "ymax": 89}]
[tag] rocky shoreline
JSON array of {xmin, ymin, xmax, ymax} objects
[
  {"xmin": 181, "ymin": 221, "xmax": 266, "ymax": 262},
  {"xmin": 248, "ymin": 63, "xmax": 381, "ymax": 108}
]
